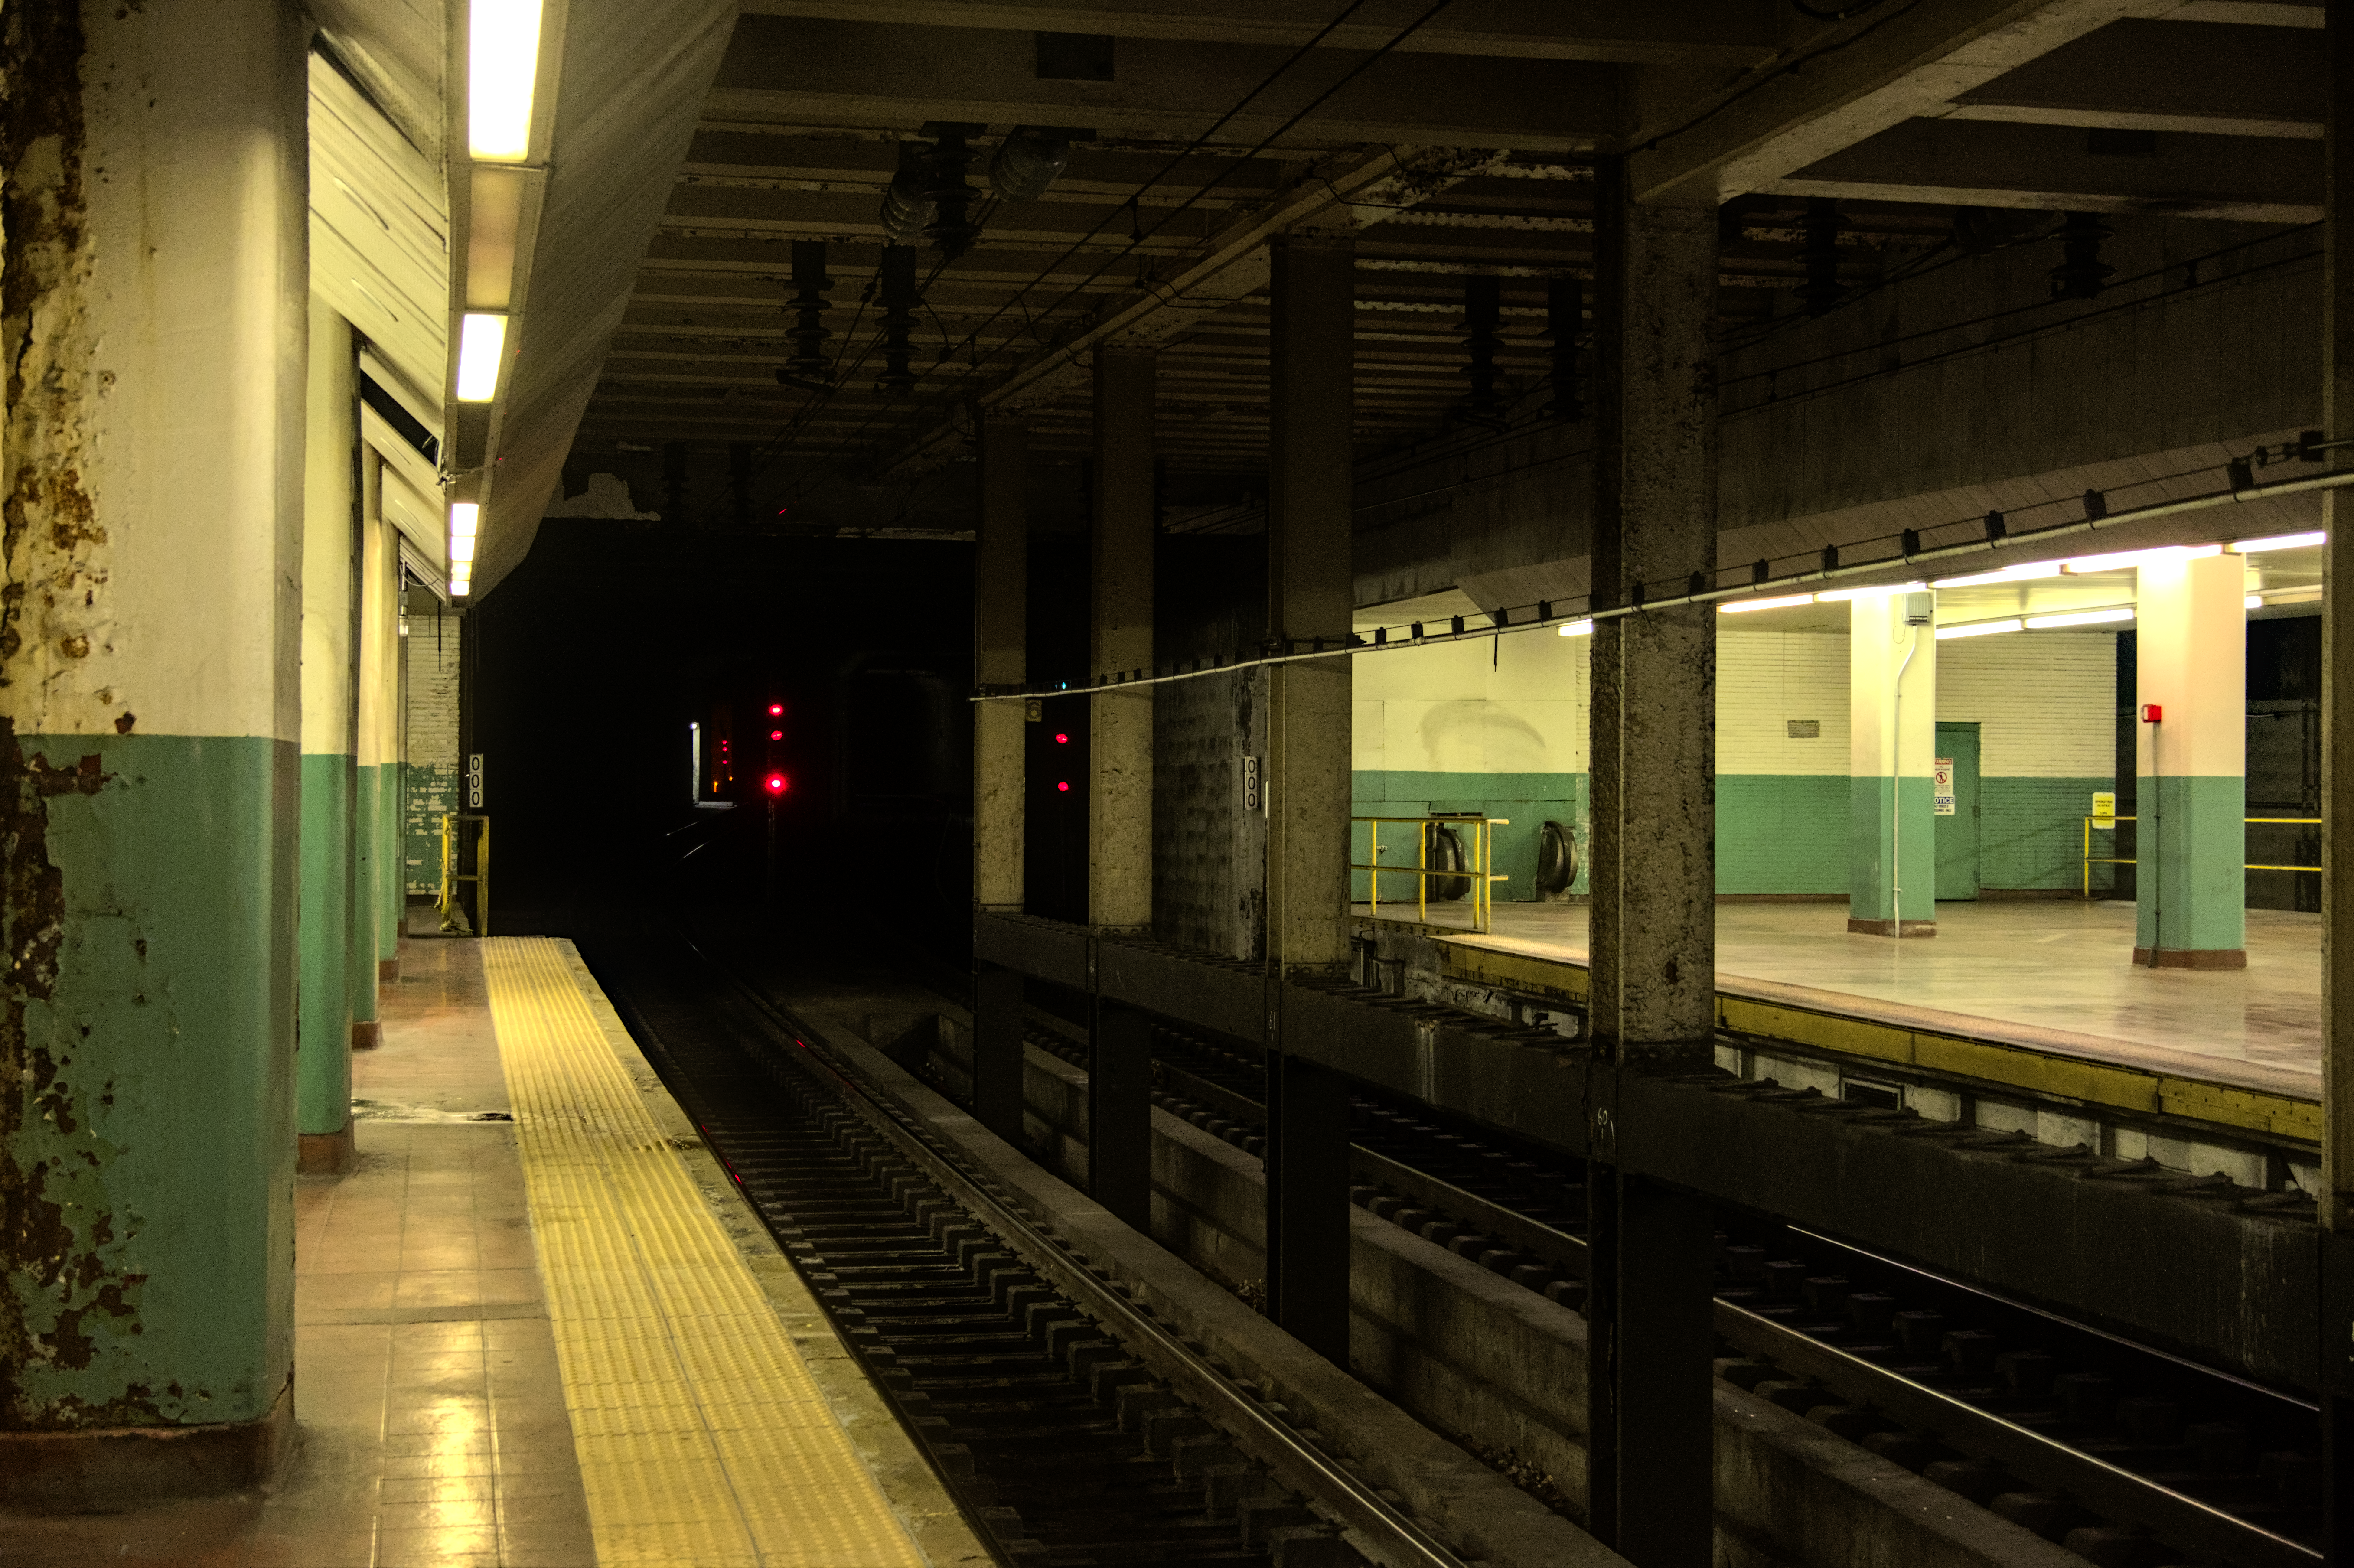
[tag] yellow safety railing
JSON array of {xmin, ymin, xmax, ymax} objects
[
  {"xmin": 439, "ymin": 812, "xmax": 490, "ymax": 936},
  {"xmin": 1353, "ymin": 814, "xmax": 1509, "ymax": 932},
  {"xmin": 2081, "ymin": 815, "xmax": 2321, "ymax": 898}
]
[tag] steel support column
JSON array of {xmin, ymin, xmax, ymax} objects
[
  {"xmin": 1089, "ymin": 1000, "xmax": 1154, "ymax": 1230},
  {"xmin": 1585, "ymin": 157, "xmax": 1719, "ymax": 1567},
  {"xmin": 2322, "ymin": 5, "xmax": 2354, "ymax": 1548},
  {"xmin": 1261, "ymin": 235, "xmax": 1356, "ymax": 1361},
  {"xmin": 975, "ymin": 416, "xmax": 1029, "ymax": 1143}
]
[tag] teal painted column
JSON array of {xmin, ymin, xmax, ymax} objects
[
  {"xmin": 0, "ymin": 0, "xmax": 305, "ymax": 1496},
  {"xmin": 297, "ymin": 300, "xmax": 359, "ymax": 1174},
  {"xmin": 1847, "ymin": 590, "xmax": 1938, "ymax": 936},
  {"xmin": 349, "ymin": 511, "xmax": 391, "ymax": 1046},
  {"xmin": 2135, "ymin": 551, "xmax": 2246, "ymax": 967}
]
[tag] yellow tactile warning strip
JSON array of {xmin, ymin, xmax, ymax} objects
[
  {"xmin": 481, "ymin": 936, "xmax": 929, "ymax": 1568},
  {"xmin": 1435, "ymin": 939, "xmax": 2322, "ymax": 1142}
]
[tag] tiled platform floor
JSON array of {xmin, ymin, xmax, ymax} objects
[{"xmin": 1368, "ymin": 898, "xmax": 2322, "ymax": 1091}]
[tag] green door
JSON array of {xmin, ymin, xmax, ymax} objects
[{"xmin": 1934, "ymin": 721, "xmax": 1982, "ymax": 900}]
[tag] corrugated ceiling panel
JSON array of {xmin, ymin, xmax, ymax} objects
[{"xmin": 310, "ymin": 52, "xmax": 448, "ymax": 412}]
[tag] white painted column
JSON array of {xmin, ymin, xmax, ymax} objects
[
  {"xmin": 1848, "ymin": 590, "xmax": 1938, "ymax": 936},
  {"xmin": 2134, "ymin": 551, "xmax": 2246, "ymax": 966}
]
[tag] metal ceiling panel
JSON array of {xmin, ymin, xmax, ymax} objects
[{"xmin": 471, "ymin": 0, "xmax": 737, "ymax": 597}]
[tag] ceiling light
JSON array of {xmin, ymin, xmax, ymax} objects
[
  {"xmin": 1933, "ymin": 563, "xmax": 2061, "ymax": 588},
  {"xmin": 1934, "ymin": 619, "xmax": 2024, "ymax": 640},
  {"xmin": 1814, "ymin": 582, "xmax": 1927, "ymax": 602},
  {"xmin": 2061, "ymin": 544, "xmax": 2220, "ymax": 574},
  {"xmin": 455, "ymin": 313, "xmax": 508, "ymax": 402},
  {"xmin": 450, "ymin": 536, "xmax": 477, "ymax": 564},
  {"xmin": 2246, "ymin": 594, "xmax": 2264, "ymax": 610},
  {"xmin": 1556, "ymin": 619, "xmax": 1594, "ymax": 637},
  {"xmin": 2025, "ymin": 607, "xmax": 2132, "ymax": 629},
  {"xmin": 449, "ymin": 502, "xmax": 479, "ymax": 538},
  {"xmin": 2228, "ymin": 531, "xmax": 2325, "ymax": 554},
  {"xmin": 1720, "ymin": 593, "xmax": 1816, "ymax": 614},
  {"xmin": 469, "ymin": 0, "xmax": 545, "ymax": 161}
]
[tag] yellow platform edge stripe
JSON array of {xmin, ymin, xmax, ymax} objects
[
  {"xmin": 1429, "ymin": 940, "xmax": 2320, "ymax": 1144},
  {"xmin": 480, "ymin": 936, "xmax": 928, "ymax": 1568}
]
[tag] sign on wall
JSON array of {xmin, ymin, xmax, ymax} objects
[
  {"xmin": 1933, "ymin": 757, "xmax": 1956, "ymax": 817},
  {"xmin": 466, "ymin": 753, "xmax": 484, "ymax": 810}
]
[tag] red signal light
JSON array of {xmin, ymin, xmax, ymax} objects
[
  {"xmin": 768, "ymin": 703, "xmax": 783, "ymax": 716},
  {"xmin": 765, "ymin": 772, "xmax": 788, "ymax": 795},
  {"xmin": 769, "ymin": 729, "xmax": 782, "ymax": 740},
  {"xmin": 1054, "ymin": 732, "xmax": 1069, "ymax": 743},
  {"xmin": 1056, "ymin": 781, "xmax": 1070, "ymax": 792}
]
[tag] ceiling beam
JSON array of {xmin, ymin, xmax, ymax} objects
[
  {"xmin": 710, "ymin": 17, "xmax": 1614, "ymax": 151},
  {"xmin": 733, "ymin": 0, "xmax": 1778, "ymax": 67},
  {"xmin": 1763, "ymin": 118, "xmax": 2320, "ymax": 222},
  {"xmin": 1943, "ymin": 18, "xmax": 2320, "ymax": 139},
  {"xmin": 1627, "ymin": 0, "xmax": 2193, "ymax": 207}
]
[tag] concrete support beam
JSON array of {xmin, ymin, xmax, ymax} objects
[
  {"xmin": 1628, "ymin": 0, "xmax": 2189, "ymax": 205},
  {"xmin": 297, "ymin": 300, "xmax": 361, "ymax": 1176},
  {"xmin": 1090, "ymin": 351, "xmax": 1154, "ymax": 934},
  {"xmin": 1262, "ymin": 235, "xmax": 1356, "ymax": 1364},
  {"xmin": 2322, "ymin": 0, "xmax": 2354, "ymax": 1521},
  {"xmin": 1847, "ymin": 591, "xmax": 1938, "ymax": 939},
  {"xmin": 974, "ymin": 415, "xmax": 1029, "ymax": 1143},
  {"xmin": 0, "ymin": 0, "xmax": 304, "ymax": 1499},
  {"xmin": 1584, "ymin": 160, "xmax": 1719, "ymax": 1568},
  {"xmin": 2135, "ymin": 553, "xmax": 2248, "ymax": 968}
]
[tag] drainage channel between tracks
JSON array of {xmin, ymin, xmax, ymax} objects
[{"xmin": 588, "ymin": 934, "xmax": 1483, "ymax": 1568}]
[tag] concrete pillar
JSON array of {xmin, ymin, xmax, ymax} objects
[
  {"xmin": 1847, "ymin": 590, "xmax": 1938, "ymax": 937},
  {"xmin": 973, "ymin": 415, "xmax": 1027, "ymax": 1141},
  {"xmin": 350, "ymin": 490, "xmax": 391, "ymax": 1046},
  {"xmin": 1262, "ymin": 235, "xmax": 1356, "ymax": 1364},
  {"xmin": 1583, "ymin": 159, "xmax": 1718, "ymax": 1568},
  {"xmin": 2135, "ymin": 553, "xmax": 2247, "ymax": 967},
  {"xmin": 378, "ymin": 535, "xmax": 405, "ymax": 968},
  {"xmin": 0, "ymin": 0, "xmax": 305, "ymax": 1497},
  {"xmin": 297, "ymin": 300, "xmax": 361, "ymax": 1176},
  {"xmin": 1090, "ymin": 349, "xmax": 1154, "ymax": 932}
]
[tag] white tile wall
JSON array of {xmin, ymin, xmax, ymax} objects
[
  {"xmin": 1717, "ymin": 631, "xmax": 1850, "ymax": 775},
  {"xmin": 1937, "ymin": 631, "xmax": 2117, "ymax": 777}
]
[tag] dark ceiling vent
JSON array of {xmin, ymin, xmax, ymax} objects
[{"xmin": 1034, "ymin": 31, "xmax": 1114, "ymax": 81}]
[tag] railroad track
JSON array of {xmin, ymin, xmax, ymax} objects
[
  {"xmin": 585, "ymin": 928, "xmax": 1483, "ymax": 1568},
  {"xmin": 990, "ymin": 1006, "xmax": 2325, "ymax": 1568}
]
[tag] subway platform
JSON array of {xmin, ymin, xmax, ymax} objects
[
  {"xmin": 0, "ymin": 933, "xmax": 985, "ymax": 1568},
  {"xmin": 1359, "ymin": 898, "xmax": 2323, "ymax": 1097}
]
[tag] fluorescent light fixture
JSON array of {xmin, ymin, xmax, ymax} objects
[
  {"xmin": 2246, "ymin": 593, "xmax": 2264, "ymax": 610},
  {"xmin": 2228, "ymin": 531, "xmax": 2325, "ymax": 554},
  {"xmin": 450, "ymin": 577, "xmax": 472, "ymax": 597},
  {"xmin": 455, "ymin": 313, "xmax": 508, "ymax": 402},
  {"xmin": 2025, "ymin": 607, "xmax": 2133, "ymax": 630},
  {"xmin": 1720, "ymin": 593, "xmax": 1816, "ymax": 614},
  {"xmin": 448, "ymin": 502, "xmax": 480, "ymax": 537},
  {"xmin": 1934, "ymin": 618, "xmax": 2024, "ymax": 641},
  {"xmin": 1814, "ymin": 581, "xmax": 1927, "ymax": 602},
  {"xmin": 469, "ymin": 0, "xmax": 545, "ymax": 161},
  {"xmin": 2061, "ymin": 543, "xmax": 2219, "ymax": 574},
  {"xmin": 1556, "ymin": 619, "xmax": 1594, "ymax": 637},
  {"xmin": 450, "ymin": 536, "xmax": 477, "ymax": 564},
  {"xmin": 1933, "ymin": 563, "xmax": 2061, "ymax": 588}
]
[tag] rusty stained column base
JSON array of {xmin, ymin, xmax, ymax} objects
[
  {"xmin": 352, "ymin": 1020, "xmax": 383, "ymax": 1050},
  {"xmin": 378, "ymin": 958, "xmax": 399, "ymax": 983},
  {"xmin": 2131, "ymin": 945, "xmax": 2248, "ymax": 969},
  {"xmin": 297, "ymin": 1122, "xmax": 357, "ymax": 1176},
  {"xmin": 0, "ymin": 1379, "xmax": 293, "ymax": 1512},
  {"xmin": 1845, "ymin": 918, "xmax": 1937, "ymax": 938}
]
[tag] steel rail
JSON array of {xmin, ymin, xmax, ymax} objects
[{"xmin": 697, "ymin": 943, "xmax": 1486, "ymax": 1568}]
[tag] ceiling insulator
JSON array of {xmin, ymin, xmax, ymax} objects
[
  {"xmin": 878, "ymin": 141, "xmax": 934, "ymax": 246},
  {"xmin": 1797, "ymin": 199, "xmax": 1845, "ymax": 318},
  {"xmin": 989, "ymin": 126, "xmax": 1073, "ymax": 203},
  {"xmin": 1459, "ymin": 275, "xmax": 1506, "ymax": 430},
  {"xmin": 1544, "ymin": 276, "xmax": 1583, "ymax": 422},
  {"xmin": 2049, "ymin": 211, "xmax": 2116, "ymax": 301},
  {"xmin": 876, "ymin": 248, "xmax": 919, "ymax": 397},
  {"xmin": 777, "ymin": 240, "xmax": 833, "ymax": 393}
]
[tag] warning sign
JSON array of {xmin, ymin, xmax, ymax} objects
[{"xmin": 1933, "ymin": 757, "xmax": 1956, "ymax": 817}]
